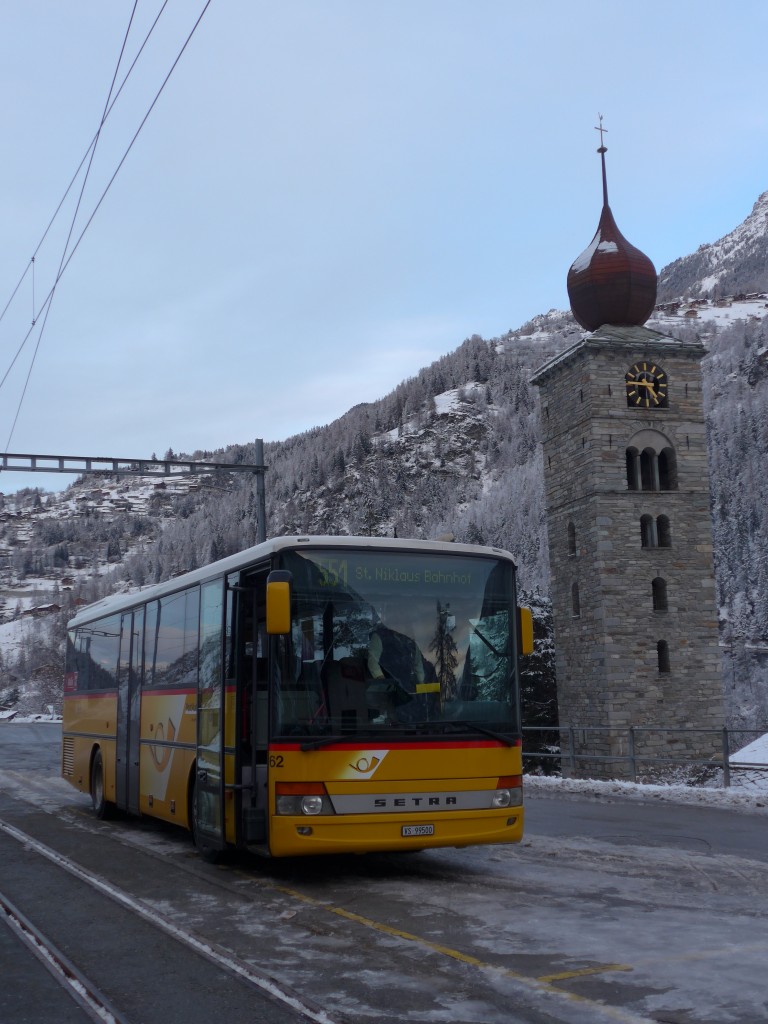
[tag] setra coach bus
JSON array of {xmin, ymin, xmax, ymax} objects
[{"xmin": 62, "ymin": 535, "xmax": 533, "ymax": 859}]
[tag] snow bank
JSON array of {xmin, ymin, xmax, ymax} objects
[{"xmin": 525, "ymin": 772, "xmax": 768, "ymax": 814}]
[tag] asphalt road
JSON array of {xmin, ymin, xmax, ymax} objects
[
  {"xmin": 2, "ymin": 721, "xmax": 767, "ymax": 1024},
  {"xmin": 524, "ymin": 783, "xmax": 768, "ymax": 863}
]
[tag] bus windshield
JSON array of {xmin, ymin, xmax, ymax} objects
[{"xmin": 273, "ymin": 548, "xmax": 519, "ymax": 742}]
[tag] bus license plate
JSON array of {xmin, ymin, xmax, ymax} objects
[{"xmin": 402, "ymin": 824, "xmax": 434, "ymax": 837}]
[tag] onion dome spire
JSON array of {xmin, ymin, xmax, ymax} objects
[{"xmin": 567, "ymin": 117, "xmax": 657, "ymax": 332}]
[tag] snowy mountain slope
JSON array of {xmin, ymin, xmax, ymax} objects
[{"xmin": 657, "ymin": 191, "xmax": 768, "ymax": 301}]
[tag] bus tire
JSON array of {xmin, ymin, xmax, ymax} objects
[{"xmin": 90, "ymin": 749, "xmax": 113, "ymax": 820}]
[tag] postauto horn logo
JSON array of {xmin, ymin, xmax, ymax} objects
[{"xmin": 345, "ymin": 751, "xmax": 388, "ymax": 779}]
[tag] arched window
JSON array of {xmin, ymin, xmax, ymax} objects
[
  {"xmin": 652, "ymin": 577, "xmax": 668, "ymax": 612},
  {"xmin": 659, "ymin": 448, "xmax": 678, "ymax": 490},
  {"xmin": 657, "ymin": 515, "xmax": 671, "ymax": 547},
  {"xmin": 571, "ymin": 582, "xmax": 581, "ymax": 618},
  {"xmin": 625, "ymin": 448, "xmax": 640, "ymax": 490},
  {"xmin": 657, "ymin": 640, "xmax": 670, "ymax": 674},
  {"xmin": 640, "ymin": 448, "xmax": 659, "ymax": 490},
  {"xmin": 625, "ymin": 431, "xmax": 677, "ymax": 493},
  {"xmin": 640, "ymin": 514, "xmax": 656, "ymax": 548},
  {"xmin": 567, "ymin": 521, "xmax": 577, "ymax": 556}
]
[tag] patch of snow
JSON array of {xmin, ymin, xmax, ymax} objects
[
  {"xmin": 434, "ymin": 390, "xmax": 461, "ymax": 415},
  {"xmin": 524, "ymin": 772, "xmax": 768, "ymax": 812},
  {"xmin": 569, "ymin": 235, "xmax": 599, "ymax": 273},
  {"xmin": 731, "ymin": 731, "xmax": 768, "ymax": 765},
  {"xmin": 650, "ymin": 295, "xmax": 768, "ymax": 331},
  {"xmin": 434, "ymin": 382, "xmax": 485, "ymax": 415}
]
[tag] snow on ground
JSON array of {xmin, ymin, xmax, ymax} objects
[
  {"xmin": 434, "ymin": 383, "xmax": 485, "ymax": 415},
  {"xmin": 526, "ymin": 766, "xmax": 768, "ymax": 814},
  {"xmin": 525, "ymin": 727, "xmax": 768, "ymax": 813},
  {"xmin": 0, "ymin": 614, "xmax": 39, "ymax": 661},
  {"xmin": 732, "ymin": 729, "xmax": 768, "ymax": 763},
  {"xmin": 0, "ymin": 711, "xmax": 59, "ymax": 722}
]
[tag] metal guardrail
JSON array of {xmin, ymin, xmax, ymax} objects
[{"xmin": 522, "ymin": 724, "xmax": 768, "ymax": 787}]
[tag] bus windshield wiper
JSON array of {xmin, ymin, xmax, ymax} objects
[
  {"xmin": 300, "ymin": 735, "xmax": 346, "ymax": 751},
  {"xmin": 420, "ymin": 720, "xmax": 516, "ymax": 747}
]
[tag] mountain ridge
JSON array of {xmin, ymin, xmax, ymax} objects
[{"xmin": 657, "ymin": 191, "xmax": 768, "ymax": 301}]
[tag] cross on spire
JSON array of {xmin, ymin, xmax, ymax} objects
[
  {"xmin": 594, "ymin": 113, "xmax": 609, "ymax": 206},
  {"xmin": 594, "ymin": 113, "xmax": 608, "ymax": 152}
]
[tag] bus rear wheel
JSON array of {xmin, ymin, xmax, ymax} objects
[{"xmin": 90, "ymin": 749, "xmax": 113, "ymax": 819}]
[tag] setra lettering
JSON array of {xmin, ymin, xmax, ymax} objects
[{"xmin": 372, "ymin": 795, "xmax": 459, "ymax": 808}]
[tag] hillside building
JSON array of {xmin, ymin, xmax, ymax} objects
[{"xmin": 531, "ymin": 129, "xmax": 723, "ymax": 777}]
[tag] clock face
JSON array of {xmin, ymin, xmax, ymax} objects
[{"xmin": 625, "ymin": 362, "xmax": 668, "ymax": 408}]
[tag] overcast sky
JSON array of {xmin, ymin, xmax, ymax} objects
[{"xmin": 2, "ymin": 1, "xmax": 768, "ymax": 494}]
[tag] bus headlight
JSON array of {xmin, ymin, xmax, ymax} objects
[
  {"xmin": 300, "ymin": 795, "xmax": 323, "ymax": 815},
  {"xmin": 275, "ymin": 782, "xmax": 334, "ymax": 816},
  {"xmin": 493, "ymin": 776, "xmax": 523, "ymax": 808}
]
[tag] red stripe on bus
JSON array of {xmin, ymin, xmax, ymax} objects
[
  {"xmin": 269, "ymin": 738, "xmax": 520, "ymax": 751},
  {"xmin": 62, "ymin": 691, "xmax": 117, "ymax": 699},
  {"xmin": 140, "ymin": 688, "xmax": 196, "ymax": 696}
]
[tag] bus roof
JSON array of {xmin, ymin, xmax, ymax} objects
[{"xmin": 67, "ymin": 534, "xmax": 517, "ymax": 629}]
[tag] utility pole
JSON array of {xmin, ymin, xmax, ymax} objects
[{"xmin": 254, "ymin": 438, "xmax": 267, "ymax": 543}]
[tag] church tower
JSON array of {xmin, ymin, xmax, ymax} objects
[{"xmin": 531, "ymin": 124, "xmax": 723, "ymax": 777}]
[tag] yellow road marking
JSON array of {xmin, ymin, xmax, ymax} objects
[
  {"xmin": 538, "ymin": 965, "xmax": 633, "ymax": 982},
  {"xmin": 267, "ymin": 881, "xmax": 645, "ymax": 1023}
]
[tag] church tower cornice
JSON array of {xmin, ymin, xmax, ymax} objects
[{"xmin": 530, "ymin": 324, "xmax": 705, "ymax": 387}]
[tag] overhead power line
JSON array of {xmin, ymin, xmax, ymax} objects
[
  {"xmin": 1, "ymin": 0, "xmax": 214, "ymax": 450},
  {"xmin": 2, "ymin": 2, "xmax": 143, "ymax": 449},
  {"xmin": 0, "ymin": 1, "xmax": 170, "ymax": 334}
]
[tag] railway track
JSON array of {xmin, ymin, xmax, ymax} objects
[
  {"xmin": 0, "ymin": 809, "xmax": 657, "ymax": 1024},
  {"xmin": 1, "ymin": 887, "xmax": 126, "ymax": 1023},
  {"xmin": 0, "ymin": 817, "xmax": 337, "ymax": 1024}
]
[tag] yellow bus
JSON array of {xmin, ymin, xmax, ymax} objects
[{"xmin": 62, "ymin": 535, "xmax": 533, "ymax": 859}]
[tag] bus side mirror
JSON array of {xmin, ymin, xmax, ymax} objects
[
  {"xmin": 266, "ymin": 570, "xmax": 292, "ymax": 635},
  {"xmin": 518, "ymin": 607, "xmax": 534, "ymax": 656}
]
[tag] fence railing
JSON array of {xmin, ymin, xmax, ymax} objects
[{"xmin": 522, "ymin": 724, "xmax": 768, "ymax": 787}]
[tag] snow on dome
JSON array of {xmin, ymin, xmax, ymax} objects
[
  {"xmin": 566, "ymin": 135, "xmax": 657, "ymax": 332},
  {"xmin": 567, "ymin": 202, "xmax": 657, "ymax": 331}
]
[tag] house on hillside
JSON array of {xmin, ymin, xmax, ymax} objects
[{"xmin": 23, "ymin": 603, "xmax": 61, "ymax": 618}]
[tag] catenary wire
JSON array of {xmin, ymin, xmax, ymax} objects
[
  {"xmin": 3, "ymin": 1, "xmax": 213, "ymax": 450},
  {"xmin": 0, "ymin": 1, "xmax": 170, "ymax": 334},
  {"xmin": 3, "ymin": 0, "xmax": 141, "ymax": 447}
]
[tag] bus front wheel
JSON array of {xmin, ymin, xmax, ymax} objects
[{"xmin": 90, "ymin": 749, "xmax": 113, "ymax": 819}]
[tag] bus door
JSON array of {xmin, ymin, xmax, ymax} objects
[
  {"xmin": 236, "ymin": 567, "xmax": 270, "ymax": 846},
  {"xmin": 116, "ymin": 609, "xmax": 142, "ymax": 814},
  {"xmin": 194, "ymin": 580, "xmax": 226, "ymax": 853}
]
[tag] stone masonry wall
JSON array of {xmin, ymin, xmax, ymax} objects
[{"xmin": 531, "ymin": 325, "xmax": 724, "ymax": 778}]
